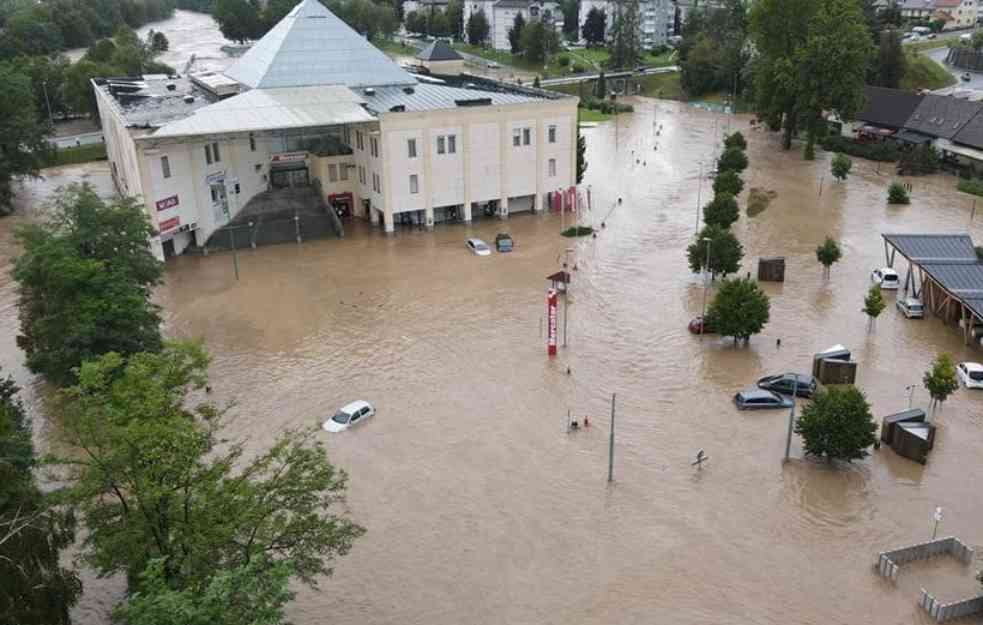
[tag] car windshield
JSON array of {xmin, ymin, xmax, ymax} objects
[
  {"xmin": 332, "ymin": 411, "xmax": 352, "ymax": 424},
  {"xmin": 971, "ymin": 371, "xmax": 983, "ymax": 382},
  {"xmin": 883, "ymin": 274, "xmax": 897, "ymax": 281},
  {"xmin": 475, "ymin": 243, "xmax": 489, "ymax": 251}
]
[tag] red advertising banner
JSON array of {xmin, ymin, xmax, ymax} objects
[
  {"xmin": 158, "ymin": 216, "xmax": 180, "ymax": 232},
  {"xmin": 155, "ymin": 195, "xmax": 179, "ymax": 211},
  {"xmin": 546, "ymin": 288, "xmax": 558, "ymax": 356}
]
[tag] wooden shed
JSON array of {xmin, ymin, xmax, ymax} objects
[{"xmin": 758, "ymin": 257, "xmax": 786, "ymax": 282}]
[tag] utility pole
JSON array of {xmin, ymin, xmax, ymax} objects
[
  {"xmin": 608, "ymin": 393, "xmax": 616, "ymax": 482},
  {"xmin": 694, "ymin": 160, "xmax": 703, "ymax": 234},
  {"xmin": 42, "ymin": 80, "xmax": 54, "ymax": 126},
  {"xmin": 784, "ymin": 375, "xmax": 800, "ymax": 462},
  {"xmin": 700, "ymin": 236, "xmax": 711, "ymax": 340},
  {"xmin": 563, "ymin": 247, "xmax": 573, "ymax": 347}
]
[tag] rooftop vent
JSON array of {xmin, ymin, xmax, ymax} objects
[
  {"xmin": 184, "ymin": 95, "xmax": 195, "ymax": 104},
  {"xmin": 166, "ymin": 83, "xmax": 177, "ymax": 91},
  {"xmin": 403, "ymin": 86, "xmax": 415, "ymax": 94},
  {"xmin": 455, "ymin": 97, "xmax": 492, "ymax": 107},
  {"xmin": 389, "ymin": 104, "xmax": 406, "ymax": 112},
  {"xmin": 364, "ymin": 87, "xmax": 376, "ymax": 96},
  {"xmin": 465, "ymin": 82, "xmax": 476, "ymax": 89}
]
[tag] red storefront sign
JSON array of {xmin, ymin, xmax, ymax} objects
[
  {"xmin": 546, "ymin": 288, "xmax": 558, "ymax": 356},
  {"xmin": 158, "ymin": 216, "xmax": 180, "ymax": 232},
  {"xmin": 155, "ymin": 195, "xmax": 179, "ymax": 211}
]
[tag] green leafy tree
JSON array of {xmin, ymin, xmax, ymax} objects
[
  {"xmin": 863, "ymin": 285, "xmax": 885, "ymax": 330},
  {"xmin": 687, "ymin": 224, "xmax": 744, "ymax": 277},
  {"xmin": 723, "ymin": 131, "xmax": 747, "ymax": 150},
  {"xmin": 898, "ymin": 143, "xmax": 940, "ymax": 176},
  {"xmin": 679, "ymin": 32, "xmax": 720, "ymax": 95},
  {"xmin": 114, "ymin": 557, "xmax": 295, "ymax": 625},
  {"xmin": 815, "ymin": 236, "xmax": 841, "ymax": 278},
  {"xmin": 212, "ymin": 0, "xmax": 263, "ymax": 43},
  {"xmin": 973, "ymin": 30, "xmax": 983, "ymax": 51},
  {"xmin": 58, "ymin": 342, "xmax": 366, "ymax": 592},
  {"xmin": 713, "ymin": 169, "xmax": 744, "ymax": 196},
  {"xmin": 705, "ymin": 276, "xmax": 770, "ymax": 343},
  {"xmin": 560, "ymin": 0, "xmax": 579, "ymax": 37},
  {"xmin": 262, "ymin": 0, "xmax": 301, "ymax": 29},
  {"xmin": 576, "ymin": 129, "xmax": 587, "ymax": 183},
  {"xmin": 923, "ymin": 353, "xmax": 959, "ymax": 410},
  {"xmin": 794, "ymin": 386, "xmax": 877, "ymax": 462},
  {"xmin": 21, "ymin": 54, "xmax": 71, "ymax": 122},
  {"xmin": 519, "ymin": 20, "xmax": 558, "ymax": 64},
  {"xmin": 0, "ymin": 62, "xmax": 51, "ymax": 214},
  {"xmin": 703, "ymin": 193, "xmax": 740, "ymax": 229},
  {"xmin": 466, "ymin": 8, "xmax": 489, "ymax": 45},
  {"xmin": 148, "ymin": 29, "xmax": 169, "ymax": 53},
  {"xmin": 508, "ymin": 12, "xmax": 525, "ymax": 54},
  {"xmin": 887, "ymin": 181, "xmax": 910, "ymax": 204},
  {"xmin": 677, "ymin": 1, "xmax": 749, "ymax": 98},
  {"xmin": 13, "ymin": 183, "xmax": 164, "ymax": 385},
  {"xmin": 0, "ymin": 369, "xmax": 81, "ymax": 624},
  {"xmin": 608, "ymin": 0, "xmax": 640, "ymax": 68},
  {"xmin": 717, "ymin": 146, "xmax": 748, "ymax": 173},
  {"xmin": 831, "ymin": 152, "xmax": 852, "ymax": 181},
  {"xmin": 582, "ymin": 6, "xmax": 605, "ymax": 47},
  {"xmin": 874, "ymin": 28, "xmax": 905, "ymax": 88},
  {"xmin": 446, "ymin": 0, "xmax": 464, "ymax": 39},
  {"xmin": 595, "ymin": 70, "xmax": 607, "ymax": 97}
]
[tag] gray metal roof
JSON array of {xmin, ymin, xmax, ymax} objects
[
  {"xmin": 97, "ymin": 75, "xmax": 219, "ymax": 128},
  {"xmin": 905, "ymin": 94, "xmax": 983, "ymax": 140},
  {"xmin": 362, "ymin": 82, "xmax": 552, "ymax": 113},
  {"xmin": 919, "ymin": 262, "xmax": 983, "ymax": 297},
  {"xmin": 223, "ymin": 0, "xmax": 415, "ymax": 90},
  {"xmin": 882, "ymin": 233, "xmax": 978, "ymax": 261},
  {"xmin": 416, "ymin": 40, "xmax": 463, "ymax": 62}
]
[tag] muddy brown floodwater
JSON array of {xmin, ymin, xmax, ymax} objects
[{"xmin": 6, "ymin": 103, "xmax": 983, "ymax": 624}]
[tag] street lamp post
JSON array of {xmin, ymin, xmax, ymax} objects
[
  {"xmin": 784, "ymin": 375, "xmax": 800, "ymax": 462},
  {"xmin": 700, "ymin": 236, "xmax": 711, "ymax": 340},
  {"xmin": 694, "ymin": 160, "xmax": 703, "ymax": 234},
  {"xmin": 42, "ymin": 80, "xmax": 54, "ymax": 126},
  {"xmin": 563, "ymin": 247, "xmax": 573, "ymax": 347},
  {"xmin": 906, "ymin": 384, "xmax": 916, "ymax": 410}
]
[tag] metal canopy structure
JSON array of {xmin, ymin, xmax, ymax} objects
[
  {"xmin": 883, "ymin": 233, "xmax": 983, "ymax": 344},
  {"xmin": 223, "ymin": 0, "xmax": 416, "ymax": 90},
  {"xmin": 148, "ymin": 85, "xmax": 374, "ymax": 140}
]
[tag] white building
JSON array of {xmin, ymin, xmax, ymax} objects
[
  {"xmin": 94, "ymin": 0, "xmax": 577, "ymax": 259},
  {"xmin": 464, "ymin": 0, "xmax": 563, "ymax": 52},
  {"xmin": 577, "ymin": 0, "xmax": 674, "ymax": 50}
]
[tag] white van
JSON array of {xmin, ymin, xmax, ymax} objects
[
  {"xmin": 913, "ymin": 26, "xmax": 931, "ymax": 35},
  {"xmin": 962, "ymin": 33, "xmax": 973, "ymax": 42}
]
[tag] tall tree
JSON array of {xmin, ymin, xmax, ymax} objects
[
  {"xmin": 0, "ymin": 369, "xmax": 82, "ymax": 624},
  {"xmin": 608, "ymin": 0, "xmax": 640, "ymax": 69},
  {"xmin": 466, "ymin": 8, "xmax": 489, "ymax": 45},
  {"xmin": 58, "ymin": 342, "xmax": 365, "ymax": 593},
  {"xmin": 13, "ymin": 183, "xmax": 164, "ymax": 385},
  {"xmin": 923, "ymin": 353, "xmax": 959, "ymax": 410},
  {"xmin": 795, "ymin": 386, "xmax": 877, "ymax": 462},
  {"xmin": 705, "ymin": 276, "xmax": 770, "ymax": 343},
  {"xmin": 212, "ymin": 0, "xmax": 263, "ymax": 44},
  {"xmin": 687, "ymin": 224, "xmax": 744, "ymax": 277},
  {"xmin": 863, "ymin": 285, "xmax": 885, "ymax": 330},
  {"xmin": 519, "ymin": 19, "xmax": 557, "ymax": 64},
  {"xmin": 582, "ymin": 6, "xmax": 605, "ymax": 47},
  {"xmin": 0, "ymin": 62, "xmax": 50, "ymax": 215},
  {"xmin": 703, "ymin": 193, "xmax": 740, "ymax": 229},
  {"xmin": 446, "ymin": 0, "xmax": 464, "ymax": 39},
  {"xmin": 508, "ymin": 12, "xmax": 526, "ymax": 54},
  {"xmin": 560, "ymin": 0, "xmax": 579, "ymax": 37},
  {"xmin": 815, "ymin": 236, "xmax": 841, "ymax": 278},
  {"xmin": 873, "ymin": 28, "xmax": 905, "ymax": 88}
]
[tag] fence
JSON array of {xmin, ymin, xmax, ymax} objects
[
  {"xmin": 946, "ymin": 48, "xmax": 983, "ymax": 72},
  {"xmin": 920, "ymin": 588, "xmax": 983, "ymax": 623},
  {"xmin": 204, "ymin": 212, "xmax": 340, "ymax": 253},
  {"xmin": 875, "ymin": 537, "xmax": 974, "ymax": 582}
]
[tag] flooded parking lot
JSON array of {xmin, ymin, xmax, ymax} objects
[{"xmin": 6, "ymin": 103, "xmax": 983, "ymax": 624}]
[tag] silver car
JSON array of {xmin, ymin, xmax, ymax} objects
[
  {"xmin": 734, "ymin": 389, "xmax": 794, "ymax": 410},
  {"xmin": 896, "ymin": 297, "xmax": 924, "ymax": 319}
]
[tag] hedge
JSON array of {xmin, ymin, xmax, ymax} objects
[
  {"xmin": 958, "ymin": 179, "xmax": 983, "ymax": 197},
  {"xmin": 819, "ymin": 135, "xmax": 898, "ymax": 162}
]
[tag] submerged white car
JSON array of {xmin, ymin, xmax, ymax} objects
[
  {"xmin": 958, "ymin": 362, "xmax": 983, "ymax": 390},
  {"xmin": 323, "ymin": 400, "xmax": 375, "ymax": 432},
  {"xmin": 872, "ymin": 267, "xmax": 900, "ymax": 290},
  {"xmin": 466, "ymin": 238, "xmax": 491, "ymax": 256}
]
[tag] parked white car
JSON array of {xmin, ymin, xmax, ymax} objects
[
  {"xmin": 466, "ymin": 238, "xmax": 491, "ymax": 256},
  {"xmin": 872, "ymin": 268, "xmax": 900, "ymax": 290},
  {"xmin": 958, "ymin": 362, "xmax": 983, "ymax": 389},
  {"xmin": 323, "ymin": 400, "xmax": 375, "ymax": 432},
  {"xmin": 896, "ymin": 297, "xmax": 924, "ymax": 319}
]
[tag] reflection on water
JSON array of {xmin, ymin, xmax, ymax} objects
[{"xmin": 5, "ymin": 103, "xmax": 983, "ymax": 624}]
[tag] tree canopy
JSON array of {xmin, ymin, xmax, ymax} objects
[
  {"xmin": 924, "ymin": 353, "xmax": 959, "ymax": 409},
  {"xmin": 712, "ymin": 170, "xmax": 745, "ymax": 197},
  {"xmin": 608, "ymin": 0, "xmax": 641, "ymax": 68},
  {"xmin": 688, "ymin": 224, "xmax": 744, "ymax": 277},
  {"xmin": 13, "ymin": 183, "xmax": 164, "ymax": 385},
  {"xmin": 795, "ymin": 386, "xmax": 877, "ymax": 462},
  {"xmin": 703, "ymin": 193, "xmax": 740, "ymax": 229},
  {"xmin": 863, "ymin": 285, "xmax": 885, "ymax": 329},
  {"xmin": 0, "ymin": 62, "xmax": 50, "ymax": 214},
  {"xmin": 508, "ymin": 12, "xmax": 526, "ymax": 54},
  {"xmin": 831, "ymin": 153, "xmax": 852, "ymax": 181},
  {"xmin": 678, "ymin": 0, "xmax": 748, "ymax": 97},
  {"xmin": 815, "ymin": 236, "xmax": 841, "ymax": 277},
  {"xmin": 582, "ymin": 6, "xmax": 606, "ymax": 47},
  {"xmin": 467, "ymin": 9, "xmax": 490, "ymax": 45},
  {"xmin": 706, "ymin": 276, "xmax": 770, "ymax": 343},
  {"xmin": 717, "ymin": 146, "xmax": 748, "ymax": 174}
]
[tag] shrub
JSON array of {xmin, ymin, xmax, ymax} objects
[
  {"xmin": 958, "ymin": 179, "xmax": 983, "ymax": 197},
  {"xmin": 897, "ymin": 144, "xmax": 940, "ymax": 176},
  {"xmin": 558, "ymin": 55, "xmax": 570, "ymax": 67},
  {"xmin": 723, "ymin": 131, "xmax": 747, "ymax": 151},
  {"xmin": 718, "ymin": 147, "xmax": 749, "ymax": 174},
  {"xmin": 831, "ymin": 153, "xmax": 852, "ymax": 181},
  {"xmin": 561, "ymin": 225, "xmax": 594, "ymax": 237},
  {"xmin": 572, "ymin": 62, "xmax": 586, "ymax": 73},
  {"xmin": 819, "ymin": 135, "xmax": 899, "ymax": 162},
  {"xmin": 888, "ymin": 181, "xmax": 910, "ymax": 204},
  {"xmin": 703, "ymin": 193, "xmax": 740, "ymax": 229},
  {"xmin": 713, "ymin": 170, "xmax": 745, "ymax": 197}
]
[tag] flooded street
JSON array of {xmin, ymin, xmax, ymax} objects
[{"xmin": 7, "ymin": 103, "xmax": 983, "ymax": 624}]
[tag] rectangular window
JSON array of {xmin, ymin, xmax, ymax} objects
[
  {"xmin": 204, "ymin": 144, "xmax": 212, "ymax": 165},
  {"xmin": 340, "ymin": 164, "xmax": 349, "ymax": 180},
  {"xmin": 212, "ymin": 142, "xmax": 221, "ymax": 163},
  {"xmin": 448, "ymin": 134, "xmax": 456, "ymax": 154},
  {"xmin": 161, "ymin": 156, "xmax": 171, "ymax": 179},
  {"xmin": 249, "ymin": 134, "xmax": 256, "ymax": 151},
  {"xmin": 370, "ymin": 137, "xmax": 378, "ymax": 158},
  {"xmin": 356, "ymin": 131, "xmax": 363, "ymax": 150},
  {"xmin": 548, "ymin": 125, "xmax": 557, "ymax": 143},
  {"xmin": 328, "ymin": 164, "xmax": 338, "ymax": 182},
  {"xmin": 210, "ymin": 187, "xmax": 218, "ymax": 202},
  {"xmin": 548, "ymin": 158, "xmax": 556, "ymax": 177},
  {"xmin": 523, "ymin": 128, "xmax": 531, "ymax": 145},
  {"xmin": 408, "ymin": 138, "xmax": 417, "ymax": 158},
  {"xmin": 410, "ymin": 174, "xmax": 419, "ymax": 194},
  {"xmin": 437, "ymin": 136, "xmax": 446, "ymax": 154},
  {"xmin": 512, "ymin": 129, "xmax": 521, "ymax": 147}
]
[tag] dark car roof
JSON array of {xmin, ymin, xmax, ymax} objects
[{"xmin": 738, "ymin": 389, "xmax": 778, "ymax": 400}]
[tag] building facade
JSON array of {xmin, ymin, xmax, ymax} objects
[
  {"xmin": 95, "ymin": 0, "xmax": 577, "ymax": 260},
  {"xmin": 464, "ymin": 0, "xmax": 563, "ymax": 52},
  {"xmin": 577, "ymin": 0, "xmax": 674, "ymax": 50}
]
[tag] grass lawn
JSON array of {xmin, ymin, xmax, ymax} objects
[
  {"xmin": 905, "ymin": 36, "xmax": 962, "ymax": 54},
  {"xmin": 578, "ymin": 108, "xmax": 611, "ymax": 122},
  {"xmin": 635, "ymin": 72, "xmax": 685, "ymax": 100},
  {"xmin": 901, "ymin": 50, "xmax": 957, "ymax": 91},
  {"xmin": 375, "ymin": 38, "xmax": 420, "ymax": 58},
  {"xmin": 44, "ymin": 142, "xmax": 107, "ymax": 167},
  {"xmin": 453, "ymin": 43, "xmax": 566, "ymax": 75}
]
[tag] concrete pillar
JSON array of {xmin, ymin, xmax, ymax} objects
[
  {"xmin": 462, "ymin": 122, "xmax": 472, "ymax": 223},
  {"xmin": 499, "ymin": 120, "xmax": 510, "ymax": 219},
  {"xmin": 370, "ymin": 204, "xmax": 380, "ymax": 225},
  {"xmin": 383, "ymin": 209, "xmax": 394, "ymax": 234},
  {"xmin": 424, "ymin": 205, "xmax": 434, "ymax": 231},
  {"xmin": 534, "ymin": 115, "xmax": 543, "ymax": 213},
  {"xmin": 462, "ymin": 202, "xmax": 472, "ymax": 223}
]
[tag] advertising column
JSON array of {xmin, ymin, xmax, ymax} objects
[{"xmin": 546, "ymin": 288, "xmax": 558, "ymax": 356}]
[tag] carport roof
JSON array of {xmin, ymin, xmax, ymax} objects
[
  {"xmin": 882, "ymin": 233, "xmax": 978, "ymax": 262},
  {"xmin": 919, "ymin": 262, "xmax": 983, "ymax": 297}
]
